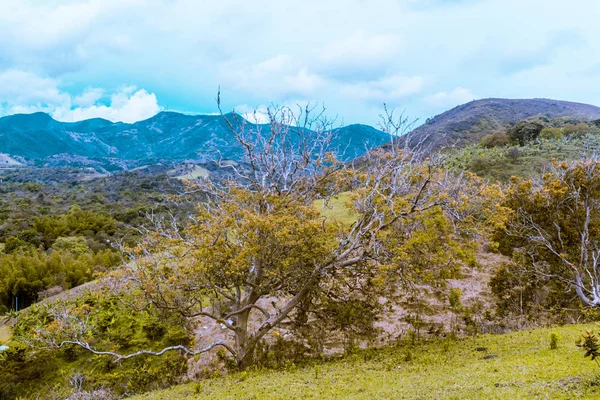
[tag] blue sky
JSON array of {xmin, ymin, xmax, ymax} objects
[{"xmin": 0, "ymin": 0, "xmax": 599, "ymax": 125}]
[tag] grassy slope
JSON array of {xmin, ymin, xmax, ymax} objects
[
  {"xmin": 314, "ymin": 193, "xmax": 357, "ymax": 224},
  {"xmin": 135, "ymin": 323, "xmax": 600, "ymax": 400},
  {"xmin": 446, "ymin": 135, "xmax": 600, "ymax": 182},
  {"xmin": 0, "ymin": 325, "xmax": 10, "ymax": 343}
]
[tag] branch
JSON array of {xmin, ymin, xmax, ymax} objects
[{"xmin": 50, "ymin": 340, "xmax": 236, "ymax": 362}]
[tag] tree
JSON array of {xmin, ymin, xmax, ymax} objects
[
  {"xmin": 496, "ymin": 157, "xmax": 600, "ymax": 309},
  {"xmin": 508, "ymin": 120, "xmax": 546, "ymax": 146},
  {"xmin": 19, "ymin": 101, "xmax": 492, "ymax": 369}
]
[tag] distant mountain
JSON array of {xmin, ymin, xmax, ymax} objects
[
  {"xmin": 0, "ymin": 112, "xmax": 391, "ymax": 172},
  {"xmin": 399, "ymin": 98, "xmax": 600, "ymax": 151}
]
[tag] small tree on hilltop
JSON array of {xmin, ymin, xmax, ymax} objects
[{"xmin": 18, "ymin": 99, "xmax": 497, "ymax": 369}]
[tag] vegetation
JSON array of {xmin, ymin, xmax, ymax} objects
[
  {"xmin": 446, "ymin": 132, "xmax": 600, "ymax": 182},
  {"xmin": 15, "ymin": 104, "xmax": 500, "ymax": 372},
  {"xmin": 6, "ymin": 109, "xmax": 600, "ymax": 398},
  {"xmin": 134, "ymin": 323, "xmax": 600, "ymax": 400},
  {"xmin": 1, "ymin": 291, "xmax": 189, "ymax": 399}
]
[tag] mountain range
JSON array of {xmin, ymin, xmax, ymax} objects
[
  {"xmin": 3, "ymin": 98, "xmax": 600, "ymax": 173},
  {"xmin": 0, "ymin": 111, "xmax": 390, "ymax": 172}
]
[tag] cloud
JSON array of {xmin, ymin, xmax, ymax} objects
[
  {"xmin": 219, "ymin": 55, "xmax": 325, "ymax": 99},
  {"xmin": 0, "ymin": 70, "xmax": 69, "ymax": 106},
  {"xmin": 317, "ymin": 31, "xmax": 405, "ymax": 80},
  {"xmin": 0, "ymin": 69, "xmax": 161, "ymax": 123},
  {"xmin": 73, "ymin": 88, "xmax": 105, "ymax": 107},
  {"xmin": 53, "ymin": 87, "xmax": 162, "ymax": 123},
  {"xmin": 423, "ymin": 87, "xmax": 476, "ymax": 109},
  {"xmin": 340, "ymin": 74, "xmax": 426, "ymax": 102}
]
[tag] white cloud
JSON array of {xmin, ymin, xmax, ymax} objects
[
  {"xmin": 73, "ymin": 88, "xmax": 105, "ymax": 107},
  {"xmin": 54, "ymin": 87, "xmax": 162, "ymax": 123},
  {"xmin": 340, "ymin": 74, "xmax": 426, "ymax": 102},
  {"xmin": 241, "ymin": 110, "xmax": 270, "ymax": 124},
  {"xmin": 0, "ymin": 69, "xmax": 161, "ymax": 123},
  {"xmin": 0, "ymin": 70, "xmax": 70, "ymax": 106},
  {"xmin": 220, "ymin": 55, "xmax": 325, "ymax": 99},
  {"xmin": 424, "ymin": 87, "xmax": 476, "ymax": 108},
  {"xmin": 317, "ymin": 31, "xmax": 405, "ymax": 79}
]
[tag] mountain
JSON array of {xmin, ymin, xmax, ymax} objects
[
  {"xmin": 0, "ymin": 112, "xmax": 391, "ymax": 171},
  {"xmin": 400, "ymin": 98, "xmax": 600, "ymax": 151}
]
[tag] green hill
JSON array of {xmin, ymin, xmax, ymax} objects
[{"xmin": 394, "ymin": 98, "xmax": 600, "ymax": 152}]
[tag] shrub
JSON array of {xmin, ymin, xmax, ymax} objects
[
  {"xmin": 562, "ymin": 123, "xmax": 590, "ymax": 137},
  {"xmin": 576, "ymin": 330, "xmax": 600, "ymax": 365},
  {"xmin": 480, "ymin": 131, "xmax": 510, "ymax": 148},
  {"xmin": 539, "ymin": 127, "xmax": 563, "ymax": 140},
  {"xmin": 3, "ymin": 236, "xmax": 29, "ymax": 254},
  {"xmin": 550, "ymin": 332, "xmax": 558, "ymax": 350},
  {"xmin": 508, "ymin": 120, "xmax": 546, "ymax": 145}
]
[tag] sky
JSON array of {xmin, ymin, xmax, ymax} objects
[{"xmin": 0, "ymin": 0, "xmax": 599, "ymax": 125}]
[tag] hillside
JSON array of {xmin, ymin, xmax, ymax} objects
[
  {"xmin": 0, "ymin": 112, "xmax": 390, "ymax": 172},
  {"xmin": 398, "ymin": 98, "xmax": 600, "ymax": 151},
  {"xmin": 135, "ymin": 323, "xmax": 600, "ymax": 400}
]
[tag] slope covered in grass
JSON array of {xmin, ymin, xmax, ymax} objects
[
  {"xmin": 445, "ymin": 133, "xmax": 600, "ymax": 182},
  {"xmin": 135, "ymin": 323, "xmax": 600, "ymax": 400}
]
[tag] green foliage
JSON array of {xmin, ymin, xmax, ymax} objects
[
  {"xmin": 445, "ymin": 132, "xmax": 600, "ymax": 182},
  {"xmin": 539, "ymin": 127, "xmax": 563, "ymax": 140},
  {"xmin": 4, "ymin": 292, "xmax": 189, "ymax": 398},
  {"xmin": 563, "ymin": 123, "xmax": 592, "ymax": 137},
  {"xmin": 448, "ymin": 288, "xmax": 462, "ymax": 311},
  {"xmin": 52, "ymin": 236, "xmax": 90, "ymax": 255},
  {"xmin": 508, "ymin": 119, "xmax": 546, "ymax": 145},
  {"xmin": 577, "ymin": 330, "xmax": 600, "ymax": 364},
  {"xmin": 550, "ymin": 332, "xmax": 559, "ymax": 350},
  {"xmin": 3, "ymin": 236, "xmax": 29, "ymax": 254},
  {"xmin": 0, "ymin": 247, "xmax": 120, "ymax": 311},
  {"xmin": 493, "ymin": 159, "xmax": 600, "ymax": 314},
  {"xmin": 479, "ymin": 131, "xmax": 510, "ymax": 148},
  {"xmin": 489, "ymin": 262, "xmax": 542, "ymax": 318}
]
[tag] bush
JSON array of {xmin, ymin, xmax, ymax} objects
[
  {"xmin": 562, "ymin": 123, "xmax": 590, "ymax": 136},
  {"xmin": 508, "ymin": 120, "xmax": 546, "ymax": 145},
  {"xmin": 550, "ymin": 332, "xmax": 558, "ymax": 350},
  {"xmin": 480, "ymin": 131, "xmax": 510, "ymax": 148},
  {"xmin": 3, "ymin": 236, "xmax": 29, "ymax": 254},
  {"xmin": 539, "ymin": 127, "xmax": 563, "ymax": 140},
  {"xmin": 577, "ymin": 330, "xmax": 600, "ymax": 364}
]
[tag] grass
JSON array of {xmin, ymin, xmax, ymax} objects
[
  {"xmin": 314, "ymin": 192, "xmax": 357, "ymax": 224},
  {"xmin": 134, "ymin": 323, "xmax": 600, "ymax": 399},
  {"xmin": 175, "ymin": 165, "xmax": 210, "ymax": 179},
  {"xmin": 0, "ymin": 324, "xmax": 10, "ymax": 343}
]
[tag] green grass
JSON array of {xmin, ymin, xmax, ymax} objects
[
  {"xmin": 135, "ymin": 323, "xmax": 600, "ymax": 399},
  {"xmin": 176, "ymin": 165, "xmax": 210, "ymax": 179},
  {"xmin": 314, "ymin": 192, "xmax": 357, "ymax": 224},
  {"xmin": 0, "ymin": 324, "xmax": 10, "ymax": 343}
]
